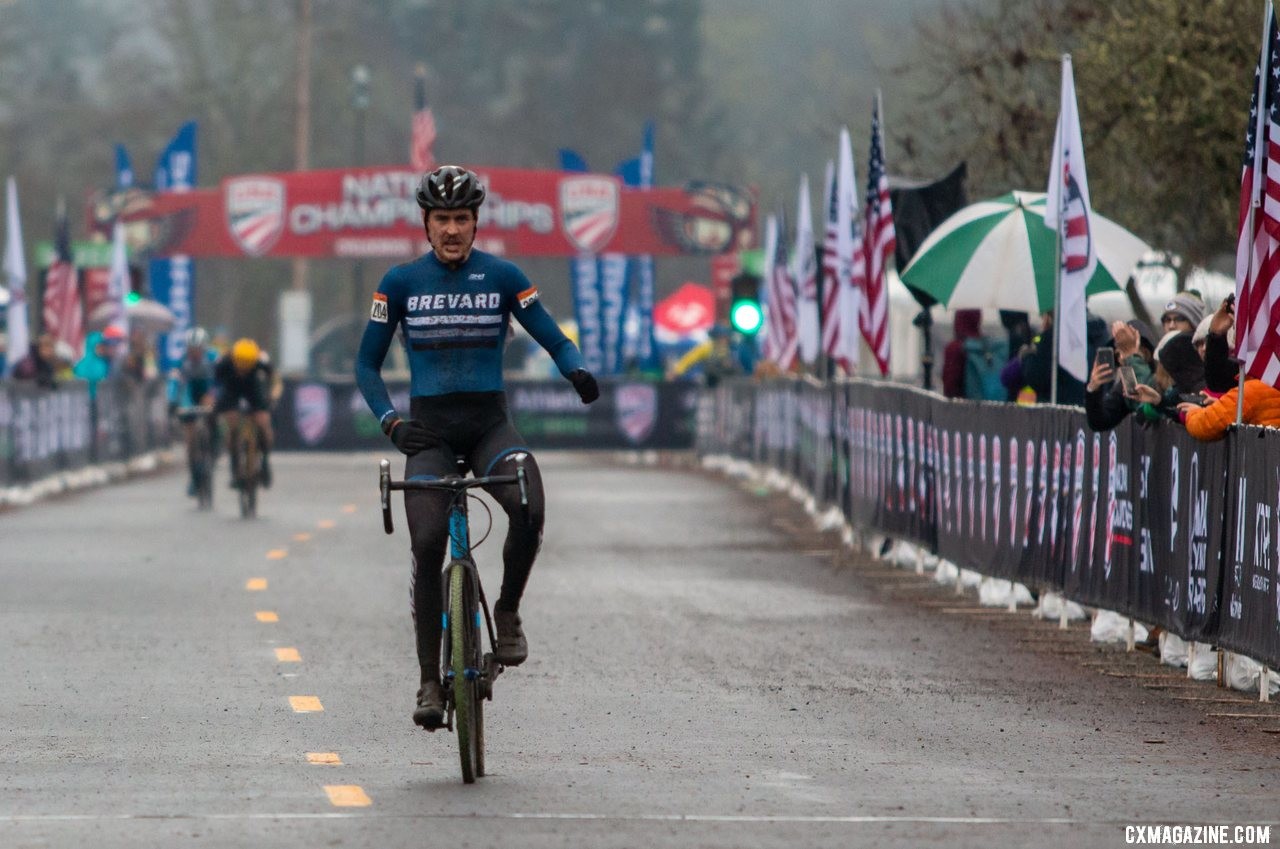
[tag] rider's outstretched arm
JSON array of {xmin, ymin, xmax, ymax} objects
[
  {"xmin": 508, "ymin": 276, "xmax": 585, "ymax": 378},
  {"xmin": 355, "ymin": 269, "xmax": 405, "ymax": 428}
]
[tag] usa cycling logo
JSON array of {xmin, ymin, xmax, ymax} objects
[
  {"xmin": 294, "ymin": 382, "xmax": 331, "ymax": 447},
  {"xmin": 615, "ymin": 382, "xmax": 657, "ymax": 445},
  {"xmin": 559, "ymin": 175, "xmax": 619, "ymax": 253},
  {"xmin": 226, "ymin": 176, "xmax": 286, "ymax": 256}
]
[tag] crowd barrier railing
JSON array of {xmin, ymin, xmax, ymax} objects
[
  {"xmin": 0, "ymin": 377, "xmax": 173, "ymax": 488},
  {"xmin": 697, "ymin": 376, "xmax": 1280, "ymax": 674}
]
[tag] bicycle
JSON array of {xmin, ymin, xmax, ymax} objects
[
  {"xmin": 378, "ymin": 455, "xmax": 529, "ymax": 784},
  {"xmin": 176, "ymin": 405, "xmax": 216, "ymax": 510},
  {"xmin": 232, "ymin": 416, "xmax": 264, "ymax": 519}
]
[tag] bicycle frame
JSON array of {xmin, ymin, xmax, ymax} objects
[{"xmin": 378, "ymin": 457, "xmax": 529, "ymax": 781}]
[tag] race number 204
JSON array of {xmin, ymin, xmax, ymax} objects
[{"xmin": 1125, "ymin": 825, "xmax": 1271, "ymax": 845}]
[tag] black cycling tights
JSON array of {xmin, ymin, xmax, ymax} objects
[{"xmin": 406, "ymin": 453, "xmax": 544, "ymax": 684}]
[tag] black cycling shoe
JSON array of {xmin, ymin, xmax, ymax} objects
[
  {"xmin": 260, "ymin": 454, "xmax": 272, "ymax": 489},
  {"xmin": 413, "ymin": 680, "xmax": 446, "ymax": 730},
  {"xmin": 493, "ymin": 608, "xmax": 528, "ymax": 666}
]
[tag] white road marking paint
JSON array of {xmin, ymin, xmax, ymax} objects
[{"xmin": 0, "ymin": 813, "xmax": 1092, "ymax": 825}]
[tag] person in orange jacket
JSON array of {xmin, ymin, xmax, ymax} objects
[{"xmin": 1179, "ymin": 376, "xmax": 1280, "ymax": 440}]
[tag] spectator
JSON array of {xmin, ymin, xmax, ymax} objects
[
  {"xmin": 1159, "ymin": 292, "xmax": 1206, "ymax": 336},
  {"xmin": 942, "ymin": 309, "xmax": 995, "ymax": 399},
  {"xmin": 1202, "ymin": 296, "xmax": 1238, "ymax": 395},
  {"xmin": 73, "ymin": 329, "xmax": 122, "ymax": 399},
  {"xmin": 1182, "ymin": 375, "xmax": 1280, "ymax": 440},
  {"xmin": 1019, "ymin": 310, "xmax": 1108, "ymax": 406},
  {"xmin": 121, "ymin": 328, "xmax": 157, "ymax": 383},
  {"xmin": 1129, "ymin": 331, "xmax": 1205, "ymax": 422},
  {"xmin": 11, "ymin": 333, "xmax": 59, "ymax": 389},
  {"xmin": 1084, "ymin": 320, "xmax": 1158, "ymax": 432}
]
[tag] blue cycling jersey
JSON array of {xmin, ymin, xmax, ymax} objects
[{"xmin": 355, "ymin": 249, "xmax": 585, "ymax": 423}]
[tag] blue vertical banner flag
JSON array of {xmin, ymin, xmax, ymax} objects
[
  {"xmin": 558, "ymin": 149, "xmax": 605, "ymax": 373},
  {"xmin": 150, "ymin": 121, "xmax": 197, "ymax": 371},
  {"xmin": 599, "ymin": 157, "xmax": 636, "ymax": 375},
  {"xmin": 114, "ymin": 144, "xmax": 135, "ymax": 190},
  {"xmin": 633, "ymin": 120, "xmax": 658, "ymax": 371}
]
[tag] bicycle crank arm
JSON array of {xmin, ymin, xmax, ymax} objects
[{"xmin": 379, "ymin": 459, "xmax": 394, "ymax": 534}]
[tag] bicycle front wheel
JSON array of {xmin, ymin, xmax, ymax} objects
[{"xmin": 448, "ymin": 560, "xmax": 482, "ymax": 783}]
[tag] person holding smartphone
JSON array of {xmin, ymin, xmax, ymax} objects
[{"xmin": 1084, "ymin": 319, "xmax": 1156, "ymax": 432}]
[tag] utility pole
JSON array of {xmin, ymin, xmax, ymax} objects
[
  {"xmin": 290, "ymin": 0, "xmax": 312, "ymax": 294},
  {"xmin": 279, "ymin": 0, "xmax": 313, "ymax": 375},
  {"xmin": 350, "ymin": 64, "xmax": 370, "ymax": 320}
]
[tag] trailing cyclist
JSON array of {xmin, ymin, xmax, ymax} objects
[
  {"xmin": 213, "ymin": 338, "xmax": 279, "ymax": 490},
  {"xmin": 355, "ymin": 165, "xmax": 599, "ymax": 730},
  {"xmin": 168, "ymin": 326, "xmax": 219, "ymax": 497}
]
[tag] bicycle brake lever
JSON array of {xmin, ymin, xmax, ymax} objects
[{"xmin": 379, "ymin": 459, "xmax": 394, "ymax": 535}]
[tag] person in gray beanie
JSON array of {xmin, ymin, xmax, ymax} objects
[{"xmin": 1160, "ymin": 292, "xmax": 1207, "ymax": 334}]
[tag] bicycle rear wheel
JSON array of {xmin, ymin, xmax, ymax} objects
[
  {"xmin": 194, "ymin": 423, "xmax": 214, "ymax": 510},
  {"xmin": 237, "ymin": 423, "xmax": 259, "ymax": 519},
  {"xmin": 448, "ymin": 560, "xmax": 482, "ymax": 783}
]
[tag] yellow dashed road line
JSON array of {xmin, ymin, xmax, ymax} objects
[
  {"xmin": 246, "ymin": 578, "xmax": 268, "ymax": 591},
  {"xmin": 255, "ymin": 611, "xmax": 279, "ymax": 622},
  {"xmin": 289, "ymin": 696, "xmax": 324, "ymax": 713},
  {"xmin": 293, "ymin": 532, "xmax": 312, "ymax": 542},
  {"xmin": 324, "ymin": 785, "xmax": 371, "ymax": 807},
  {"xmin": 275, "ymin": 647, "xmax": 302, "ymax": 663},
  {"xmin": 266, "ymin": 548, "xmax": 288, "ymax": 560},
  {"xmin": 317, "ymin": 519, "xmax": 336, "ymax": 530},
  {"xmin": 307, "ymin": 752, "xmax": 342, "ymax": 765},
  {"xmin": 341, "ymin": 504, "xmax": 357, "ymax": 514}
]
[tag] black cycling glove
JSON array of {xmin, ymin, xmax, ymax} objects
[
  {"xmin": 568, "ymin": 368, "xmax": 600, "ymax": 404},
  {"xmin": 385, "ymin": 417, "xmax": 435, "ymax": 456}
]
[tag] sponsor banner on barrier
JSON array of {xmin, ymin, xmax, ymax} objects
[
  {"xmin": 272, "ymin": 378, "xmax": 698, "ymax": 452},
  {"xmin": 698, "ymin": 378, "xmax": 1272, "ymax": 667}
]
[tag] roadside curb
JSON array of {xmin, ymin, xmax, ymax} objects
[{"xmin": 0, "ymin": 447, "xmax": 180, "ymax": 512}]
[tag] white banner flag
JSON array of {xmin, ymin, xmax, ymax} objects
[
  {"xmin": 3, "ymin": 177, "xmax": 28, "ymax": 375},
  {"xmin": 793, "ymin": 173, "xmax": 819, "ymax": 365},
  {"xmin": 1044, "ymin": 54, "xmax": 1095, "ymax": 386}
]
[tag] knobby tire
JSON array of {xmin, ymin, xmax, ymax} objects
[{"xmin": 449, "ymin": 561, "xmax": 480, "ymax": 783}]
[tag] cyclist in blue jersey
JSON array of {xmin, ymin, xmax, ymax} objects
[
  {"xmin": 356, "ymin": 165, "xmax": 599, "ymax": 729},
  {"xmin": 168, "ymin": 326, "xmax": 219, "ymax": 497}
]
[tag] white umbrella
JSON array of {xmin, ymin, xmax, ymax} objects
[{"xmin": 87, "ymin": 297, "xmax": 176, "ymax": 334}]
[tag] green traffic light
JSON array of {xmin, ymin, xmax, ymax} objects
[
  {"xmin": 125, "ymin": 291, "xmax": 142, "ymax": 305},
  {"xmin": 730, "ymin": 299, "xmax": 763, "ymax": 335}
]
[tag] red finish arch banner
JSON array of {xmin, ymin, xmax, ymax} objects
[{"xmin": 91, "ymin": 165, "xmax": 755, "ymax": 259}]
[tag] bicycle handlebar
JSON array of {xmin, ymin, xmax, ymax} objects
[{"xmin": 378, "ymin": 457, "xmax": 529, "ymax": 536}]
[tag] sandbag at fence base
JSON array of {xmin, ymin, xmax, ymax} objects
[
  {"xmin": 1188, "ymin": 643, "xmax": 1218, "ymax": 681},
  {"xmin": 1032, "ymin": 592, "xmax": 1088, "ymax": 622},
  {"xmin": 978, "ymin": 578, "xmax": 1034, "ymax": 608},
  {"xmin": 1091, "ymin": 610, "xmax": 1148, "ymax": 645},
  {"xmin": 1159, "ymin": 632, "xmax": 1189, "ymax": 668},
  {"xmin": 1224, "ymin": 653, "xmax": 1280, "ymax": 696}
]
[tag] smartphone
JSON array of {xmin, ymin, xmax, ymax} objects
[
  {"xmin": 1118, "ymin": 365, "xmax": 1138, "ymax": 395},
  {"xmin": 1094, "ymin": 346, "xmax": 1116, "ymax": 370},
  {"xmin": 1179, "ymin": 393, "xmax": 1207, "ymax": 406}
]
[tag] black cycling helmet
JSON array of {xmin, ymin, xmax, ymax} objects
[{"xmin": 416, "ymin": 165, "xmax": 486, "ymax": 212}]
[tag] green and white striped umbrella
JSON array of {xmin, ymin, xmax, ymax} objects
[{"xmin": 900, "ymin": 190, "xmax": 1151, "ymax": 314}]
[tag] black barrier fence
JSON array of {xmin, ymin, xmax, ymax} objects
[
  {"xmin": 697, "ymin": 377, "xmax": 1280, "ymax": 671},
  {"xmin": 0, "ymin": 378, "xmax": 173, "ymax": 487},
  {"xmin": 272, "ymin": 378, "xmax": 700, "ymax": 451}
]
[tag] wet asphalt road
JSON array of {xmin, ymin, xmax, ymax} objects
[{"xmin": 1, "ymin": 451, "xmax": 1277, "ymax": 849}]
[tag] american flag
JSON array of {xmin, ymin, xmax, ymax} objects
[
  {"xmin": 410, "ymin": 65, "xmax": 437, "ymax": 173},
  {"xmin": 859, "ymin": 99, "xmax": 894, "ymax": 375},
  {"xmin": 1235, "ymin": 4, "xmax": 1280, "ymax": 386},
  {"xmin": 42, "ymin": 199, "xmax": 83, "ymax": 356},
  {"xmin": 763, "ymin": 214, "xmax": 798, "ymax": 370}
]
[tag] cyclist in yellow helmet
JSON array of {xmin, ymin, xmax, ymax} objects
[{"xmin": 213, "ymin": 338, "xmax": 279, "ymax": 488}]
